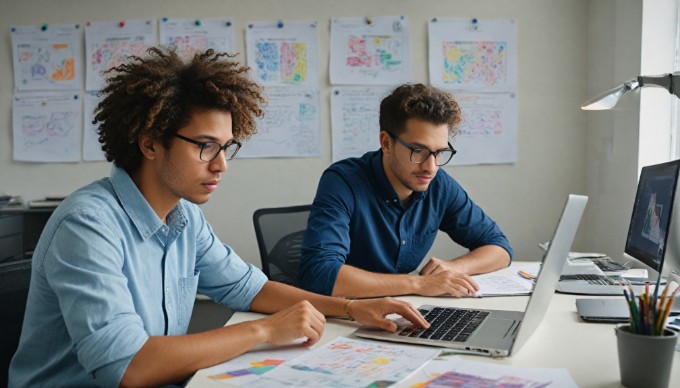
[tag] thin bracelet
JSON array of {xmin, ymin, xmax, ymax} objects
[{"xmin": 344, "ymin": 298, "xmax": 355, "ymax": 321}]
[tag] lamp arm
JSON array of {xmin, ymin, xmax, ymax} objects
[{"xmin": 637, "ymin": 73, "xmax": 677, "ymax": 97}]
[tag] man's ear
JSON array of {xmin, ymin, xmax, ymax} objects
[
  {"xmin": 138, "ymin": 134, "xmax": 159, "ymax": 161},
  {"xmin": 379, "ymin": 131, "xmax": 392, "ymax": 154}
]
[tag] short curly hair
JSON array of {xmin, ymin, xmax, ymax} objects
[
  {"xmin": 93, "ymin": 47, "xmax": 266, "ymax": 172},
  {"xmin": 379, "ymin": 83, "xmax": 461, "ymax": 137}
]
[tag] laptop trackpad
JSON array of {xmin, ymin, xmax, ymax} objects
[{"xmin": 473, "ymin": 318, "xmax": 516, "ymax": 346}]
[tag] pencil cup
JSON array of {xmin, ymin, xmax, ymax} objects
[{"xmin": 615, "ymin": 324, "xmax": 677, "ymax": 388}]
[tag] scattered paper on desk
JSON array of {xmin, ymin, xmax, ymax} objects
[
  {"xmin": 396, "ymin": 357, "xmax": 578, "ymax": 388},
  {"xmin": 248, "ymin": 337, "xmax": 440, "ymax": 387},
  {"xmin": 472, "ymin": 261, "xmax": 539, "ymax": 296},
  {"xmin": 200, "ymin": 345, "xmax": 310, "ymax": 386}
]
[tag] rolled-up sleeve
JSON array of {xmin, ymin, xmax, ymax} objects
[{"xmin": 43, "ymin": 212, "xmax": 148, "ymax": 386}]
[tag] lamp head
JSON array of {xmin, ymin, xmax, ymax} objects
[
  {"xmin": 581, "ymin": 72, "xmax": 680, "ymax": 110},
  {"xmin": 581, "ymin": 79, "xmax": 639, "ymax": 110}
]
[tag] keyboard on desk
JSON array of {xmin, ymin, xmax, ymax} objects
[
  {"xmin": 559, "ymin": 274, "xmax": 624, "ymax": 285},
  {"xmin": 398, "ymin": 307, "xmax": 489, "ymax": 343}
]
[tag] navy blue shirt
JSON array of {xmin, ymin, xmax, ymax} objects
[{"xmin": 299, "ymin": 150, "xmax": 513, "ymax": 296}]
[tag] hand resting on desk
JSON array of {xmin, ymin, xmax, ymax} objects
[
  {"xmin": 419, "ymin": 257, "xmax": 481, "ymax": 297},
  {"xmin": 249, "ymin": 282, "xmax": 430, "ymax": 348}
]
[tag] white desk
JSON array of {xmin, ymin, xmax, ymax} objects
[{"xmin": 188, "ymin": 293, "xmax": 680, "ymax": 387}]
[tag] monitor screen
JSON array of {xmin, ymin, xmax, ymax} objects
[{"xmin": 624, "ymin": 160, "xmax": 680, "ymax": 275}]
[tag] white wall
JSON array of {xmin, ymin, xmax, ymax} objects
[
  {"xmin": 0, "ymin": 0, "xmax": 591, "ymax": 267},
  {"xmin": 584, "ymin": 0, "xmax": 678, "ymax": 260}
]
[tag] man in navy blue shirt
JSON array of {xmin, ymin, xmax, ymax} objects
[{"xmin": 300, "ymin": 83, "xmax": 512, "ymax": 298}]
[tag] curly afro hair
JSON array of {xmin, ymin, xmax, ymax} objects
[
  {"xmin": 379, "ymin": 83, "xmax": 461, "ymax": 137},
  {"xmin": 93, "ymin": 46, "xmax": 266, "ymax": 172}
]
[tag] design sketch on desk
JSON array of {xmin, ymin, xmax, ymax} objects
[
  {"xmin": 209, "ymin": 359, "xmax": 284, "ymax": 381},
  {"xmin": 401, "ymin": 358, "xmax": 578, "ymax": 388},
  {"xmin": 202, "ymin": 345, "xmax": 309, "ymax": 386},
  {"xmin": 252, "ymin": 337, "xmax": 439, "ymax": 387}
]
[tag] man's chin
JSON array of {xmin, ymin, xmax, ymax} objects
[{"xmin": 184, "ymin": 195, "xmax": 211, "ymax": 205}]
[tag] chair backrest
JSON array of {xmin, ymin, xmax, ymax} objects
[
  {"xmin": 0, "ymin": 259, "xmax": 32, "ymax": 386},
  {"xmin": 253, "ymin": 204, "xmax": 312, "ymax": 287}
]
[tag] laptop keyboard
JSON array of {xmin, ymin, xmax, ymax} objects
[
  {"xmin": 559, "ymin": 274, "xmax": 624, "ymax": 285},
  {"xmin": 397, "ymin": 307, "xmax": 489, "ymax": 343}
]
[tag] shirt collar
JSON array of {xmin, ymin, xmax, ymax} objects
[
  {"xmin": 109, "ymin": 165, "xmax": 186, "ymax": 240},
  {"xmin": 370, "ymin": 149, "xmax": 428, "ymax": 206}
]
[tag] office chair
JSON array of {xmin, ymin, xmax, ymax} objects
[
  {"xmin": 0, "ymin": 259, "xmax": 32, "ymax": 386},
  {"xmin": 253, "ymin": 204, "xmax": 312, "ymax": 287}
]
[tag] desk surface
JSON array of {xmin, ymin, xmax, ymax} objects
[{"xmin": 188, "ymin": 293, "xmax": 680, "ymax": 387}]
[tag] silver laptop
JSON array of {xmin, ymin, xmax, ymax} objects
[
  {"xmin": 354, "ymin": 194, "xmax": 588, "ymax": 358},
  {"xmin": 556, "ymin": 275, "xmax": 648, "ymax": 295},
  {"xmin": 576, "ymin": 296, "xmax": 680, "ymax": 323}
]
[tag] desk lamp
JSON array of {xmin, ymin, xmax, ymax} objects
[{"xmin": 581, "ymin": 72, "xmax": 680, "ymax": 110}]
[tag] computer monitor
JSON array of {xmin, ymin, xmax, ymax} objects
[{"xmin": 624, "ymin": 159, "xmax": 680, "ymax": 281}]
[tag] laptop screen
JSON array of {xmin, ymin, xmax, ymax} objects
[{"xmin": 624, "ymin": 160, "xmax": 680, "ymax": 275}]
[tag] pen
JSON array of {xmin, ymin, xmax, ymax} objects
[
  {"xmin": 623, "ymin": 289, "xmax": 636, "ymax": 333},
  {"xmin": 517, "ymin": 270, "xmax": 536, "ymax": 281}
]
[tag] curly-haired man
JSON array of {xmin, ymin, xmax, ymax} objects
[
  {"xmin": 300, "ymin": 83, "xmax": 513, "ymax": 298},
  {"xmin": 8, "ymin": 48, "xmax": 427, "ymax": 387}
]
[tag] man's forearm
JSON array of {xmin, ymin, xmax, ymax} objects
[
  {"xmin": 251, "ymin": 281, "xmax": 348, "ymax": 317},
  {"xmin": 122, "ymin": 320, "xmax": 268, "ymax": 387},
  {"xmin": 447, "ymin": 245, "xmax": 510, "ymax": 274},
  {"xmin": 332, "ymin": 265, "xmax": 421, "ymax": 298}
]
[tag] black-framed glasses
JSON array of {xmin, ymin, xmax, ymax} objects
[
  {"xmin": 174, "ymin": 133, "xmax": 242, "ymax": 162},
  {"xmin": 390, "ymin": 134, "xmax": 456, "ymax": 166}
]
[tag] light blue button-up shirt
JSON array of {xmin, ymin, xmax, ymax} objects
[{"xmin": 9, "ymin": 166, "xmax": 268, "ymax": 387}]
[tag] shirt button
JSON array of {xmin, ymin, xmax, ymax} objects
[
  {"xmin": 393, "ymin": 199, "xmax": 397, "ymax": 203},
  {"xmin": 401, "ymin": 240, "xmax": 406, "ymax": 245},
  {"xmin": 165, "ymin": 287, "xmax": 170, "ymax": 293}
]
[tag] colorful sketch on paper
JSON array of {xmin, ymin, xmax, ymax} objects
[
  {"xmin": 331, "ymin": 87, "xmax": 387, "ymax": 162},
  {"xmin": 239, "ymin": 89, "xmax": 320, "ymax": 158},
  {"xmin": 17, "ymin": 43, "xmax": 76, "ymax": 85},
  {"xmin": 257, "ymin": 337, "xmax": 439, "ymax": 387},
  {"xmin": 346, "ymin": 34, "xmax": 403, "ymax": 76},
  {"xmin": 254, "ymin": 40, "xmax": 307, "ymax": 84},
  {"xmin": 337, "ymin": 100, "xmax": 376, "ymax": 152},
  {"xmin": 256, "ymin": 102, "xmax": 317, "ymax": 152},
  {"xmin": 209, "ymin": 359, "xmax": 285, "ymax": 380},
  {"xmin": 19, "ymin": 111, "xmax": 77, "ymax": 148},
  {"xmin": 13, "ymin": 93, "xmax": 83, "ymax": 162},
  {"xmin": 458, "ymin": 108, "xmax": 503, "ymax": 136},
  {"xmin": 90, "ymin": 39, "xmax": 150, "ymax": 76},
  {"xmin": 442, "ymin": 41, "xmax": 507, "ymax": 87},
  {"xmin": 410, "ymin": 370, "xmax": 553, "ymax": 388},
  {"xmin": 164, "ymin": 35, "xmax": 230, "ymax": 55}
]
